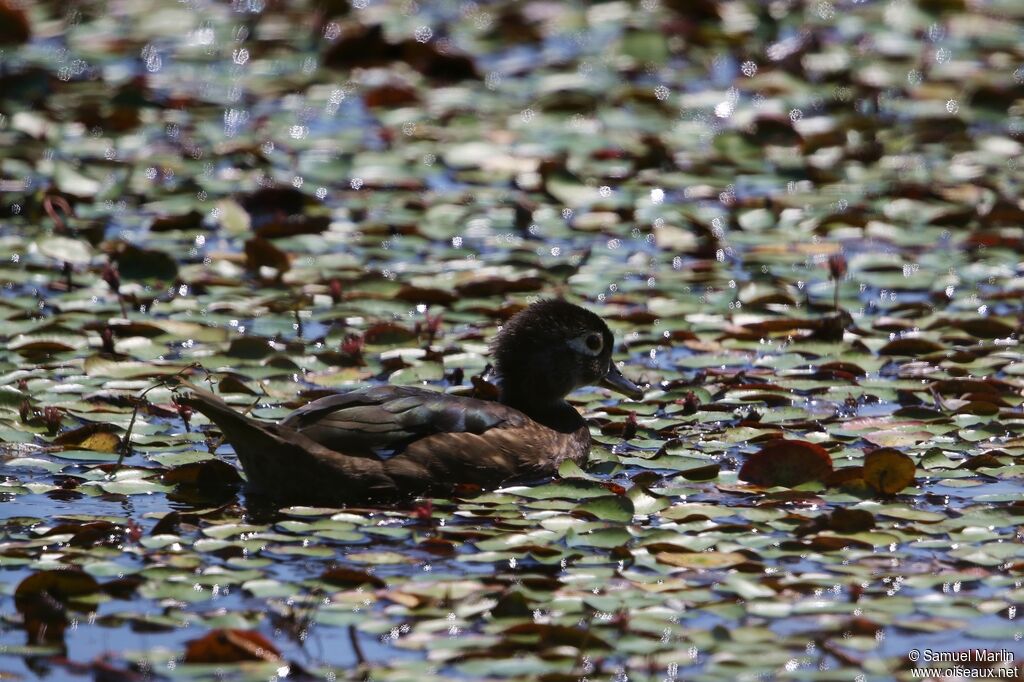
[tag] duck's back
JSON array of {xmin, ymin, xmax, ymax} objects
[{"xmin": 281, "ymin": 385, "xmax": 528, "ymax": 457}]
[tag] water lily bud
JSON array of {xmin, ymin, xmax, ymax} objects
[
  {"xmin": 328, "ymin": 278, "xmax": 343, "ymax": 303},
  {"xmin": 677, "ymin": 391, "xmax": 700, "ymax": 415},
  {"xmin": 101, "ymin": 327, "xmax": 116, "ymax": 355},
  {"xmin": 43, "ymin": 406, "xmax": 62, "ymax": 435},
  {"xmin": 102, "ymin": 262, "xmax": 121, "ymax": 292},
  {"xmin": 423, "ymin": 311, "xmax": 444, "ymax": 343},
  {"xmin": 412, "ymin": 499, "xmax": 433, "ymax": 521},
  {"xmin": 622, "ymin": 411, "xmax": 638, "ymax": 441},
  {"xmin": 828, "ymin": 253, "xmax": 847, "ymax": 280},
  {"xmin": 340, "ymin": 333, "xmax": 365, "ymax": 366}
]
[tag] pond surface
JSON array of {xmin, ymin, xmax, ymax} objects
[{"xmin": 2, "ymin": 0, "xmax": 1024, "ymax": 680}]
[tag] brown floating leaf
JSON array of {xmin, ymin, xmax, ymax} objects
[
  {"xmin": 15, "ymin": 570, "xmax": 101, "ymax": 610},
  {"xmin": 244, "ymin": 237, "xmax": 290, "ymax": 276},
  {"xmin": 501, "ymin": 623, "xmax": 611, "ymax": 650},
  {"xmin": 227, "ymin": 336, "xmax": 274, "ymax": 359},
  {"xmin": 826, "ymin": 508, "xmax": 875, "ymax": 533},
  {"xmin": 395, "ymin": 284, "xmax": 458, "ymax": 305},
  {"xmin": 949, "ymin": 318, "xmax": 1015, "ymax": 339},
  {"xmin": 738, "ymin": 439, "xmax": 833, "ymax": 488},
  {"xmin": 877, "ymin": 337, "xmax": 945, "ymax": 356},
  {"xmin": 150, "ymin": 209, "xmax": 204, "ymax": 233},
  {"xmin": 931, "ymin": 377, "xmax": 1015, "ymax": 397},
  {"xmin": 150, "ymin": 511, "xmax": 182, "ymax": 536},
  {"xmin": 322, "ymin": 23, "xmax": 399, "ymax": 69},
  {"xmin": 9, "ymin": 337, "xmax": 78, "ymax": 356},
  {"xmin": 0, "ymin": 0, "xmax": 31, "ymax": 46},
  {"xmin": 322, "ymin": 22, "xmax": 478, "ymax": 81},
  {"xmin": 15, "ymin": 569, "xmax": 101, "ymax": 643},
  {"xmin": 747, "ymin": 115, "xmax": 802, "ymax": 146},
  {"xmin": 419, "ymin": 537, "xmax": 456, "ymax": 556},
  {"xmin": 824, "ymin": 466, "xmax": 865, "ymax": 488},
  {"xmin": 255, "ymin": 215, "xmax": 331, "ymax": 239},
  {"xmin": 183, "ymin": 629, "xmax": 281, "ymax": 664},
  {"xmin": 320, "ymin": 567, "xmax": 386, "ymax": 589},
  {"xmin": 957, "ymin": 453, "xmax": 1003, "ymax": 470},
  {"xmin": 363, "ymin": 322, "xmax": 416, "ymax": 344},
  {"xmin": 109, "ymin": 242, "xmax": 179, "ymax": 281},
  {"xmin": 397, "ymin": 40, "xmax": 479, "ymax": 82},
  {"xmin": 364, "ymin": 82, "xmax": 420, "ymax": 108},
  {"xmin": 841, "ymin": 617, "xmax": 884, "ymax": 637},
  {"xmin": 680, "ymin": 463, "xmax": 720, "ymax": 481},
  {"xmin": 240, "ymin": 186, "xmax": 311, "ymax": 218},
  {"xmin": 454, "ymin": 275, "xmax": 545, "ymax": 298},
  {"xmin": 485, "ymin": 5, "xmax": 543, "ymax": 43},
  {"xmin": 491, "ymin": 589, "xmax": 532, "ymax": 618},
  {"xmin": 818, "ymin": 361, "xmax": 867, "ymax": 377},
  {"xmin": 863, "ymin": 448, "xmax": 916, "ymax": 495},
  {"xmin": 101, "ymin": 574, "xmax": 145, "ymax": 599},
  {"xmin": 954, "ymin": 401, "xmax": 1000, "ymax": 417},
  {"xmin": 43, "ymin": 520, "xmax": 130, "ymax": 547}
]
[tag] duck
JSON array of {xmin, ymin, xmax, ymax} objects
[{"xmin": 175, "ymin": 299, "xmax": 644, "ymax": 504}]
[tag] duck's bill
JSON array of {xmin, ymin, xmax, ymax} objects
[{"xmin": 601, "ymin": 364, "xmax": 645, "ymax": 400}]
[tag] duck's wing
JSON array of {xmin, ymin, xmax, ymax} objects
[
  {"xmin": 280, "ymin": 385, "xmax": 529, "ymax": 458},
  {"xmin": 380, "ymin": 419, "xmax": 589, "ymax": 495}
]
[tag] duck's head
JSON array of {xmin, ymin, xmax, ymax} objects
[{"xmin": 491, "ymin": 299, "xmax": 644, "ymax": 408}]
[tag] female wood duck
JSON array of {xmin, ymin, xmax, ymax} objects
[{"xmin": 177, "ymin": 299, "xmax": 644, "ymax": 503}]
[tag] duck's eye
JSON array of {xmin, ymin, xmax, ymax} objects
[{"xmin": 570, "ymin": 332, "xmax": 605, "ymax": 356}]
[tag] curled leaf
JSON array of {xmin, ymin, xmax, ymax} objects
[
  {"xmin": 863, "ymin": 448, "xmax": 915, "ymax": 495},
  {"xmin": 52, "ymin": 423, "xmax": 121, "ymax": 453},
  {"xmin": 738, "ymin": 440, "xmax": 833, "ymax": 488}
]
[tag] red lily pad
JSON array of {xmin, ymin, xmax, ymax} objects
[{"xmin": 738, "ymin": 439, "xmax": 834, "ymax": 488}]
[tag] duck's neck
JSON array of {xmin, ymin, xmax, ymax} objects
[{"xmin": 499, "ymin": 385, "xmax": 584, "ymax": 434}]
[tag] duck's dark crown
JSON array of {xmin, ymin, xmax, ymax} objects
[{"xmin": 489, "ymin": 299, "xmax": 618, "ymax": 415}]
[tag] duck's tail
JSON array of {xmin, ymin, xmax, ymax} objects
[
  {"xmin": 176, "ymin": 386, "xmax": 269, "ymax": 449},
  {"xmin": 173, "ymin": 383, "xmax": 398, "ymax": 502},
  {"xmin": 174, "ymin": 384, "xmax": 288, "ymax": 482}
]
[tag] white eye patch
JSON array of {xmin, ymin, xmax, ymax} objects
[{"xmin": 568, "ymin": 332, "xmax": 604, "ymax": 356}]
